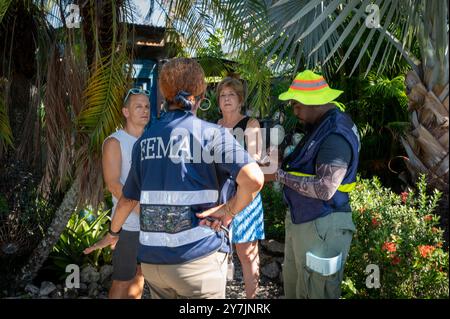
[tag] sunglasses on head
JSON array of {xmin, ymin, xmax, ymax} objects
[{"xmin": 124, "ymin": 88, "xmax": 151, "ymax": 104}]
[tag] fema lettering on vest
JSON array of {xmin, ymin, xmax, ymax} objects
[
  {"xmin": 140, "ymin": 131, "xmax": 193, "ymax": 162},
  {"xmin": 139, "ymin": 124, "xmax": 243, "ymax": 165}
]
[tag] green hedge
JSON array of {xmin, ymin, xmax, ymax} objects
[{"xmin": 343, "ymin": 175, "xmax": 448, "ymax": 298}]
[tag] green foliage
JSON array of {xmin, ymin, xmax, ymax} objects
[
  {"xmin": 261, "ymin": 183, "xmax": 287, "ymax": 242},
  {"xmin": 334, "ymin": 72, "xmax": 410, "ymax": 189},
  {"xmin": 0, "ymin": 193, "xmax": 8, "ymax": 218},
  {"xmin": 343, "ymin": 175, "xmax": 449, "ymax": 298},
  {"xmin": 47, "ymin": 207, "xmax": 112, "ymax": 280},
  {"xmin": 197, "ymin": 29, "xmax": 224, "ymax": 59},
  {"xmin": 0, "ymin": 162, "xmax": 57, "ymax": 289},
  {"xmin": 364, "ymin": 73, "xmax": 408, "ymax": 109},
  {"xmin": 77, "ymin": 51, "xmax": 132, "ymax": 153},
  {"xmin": 196, "ymin": 89, "xmax": 221, "ymax": 124},
  {"xmin": 0, "ymin": 96, "xmax": 13, "ymax": 151},
  {"xmin": 0, "ymin": 162, "xmax": 56, "ymax": 242},
  {"xmin": 0, "ymin": 0, "xmax": 12, "ymax": 24},
  {"xmin": 237, "ymin": 50, "xmax": 272, "ymax": 118}
]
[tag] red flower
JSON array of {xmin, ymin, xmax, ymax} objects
[
  {"xmin": 418, "ymin": 245, "xmax": 435, "ymax": 258},
  {"xmin": 401, "ymin": 192, "xmax": 408, "ymax": 204},
  {"xmin": 371, "ymin": 217, "xmax": 380, "ymax": 227},
  {"xmin": 423, "ymin": 215, "xmax": 433, "ymax": 222},
  {"xmin": 391, "ymin": 255, "xmax": 401, "ymax": 265},
  {"xmin": 382, "ymin": 242, "xmax": 397, "ymax": 253}
]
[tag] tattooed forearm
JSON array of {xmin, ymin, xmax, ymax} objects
[{"xmin": 276, "ymin": 164, "xmax": 348, "ymax": 200}]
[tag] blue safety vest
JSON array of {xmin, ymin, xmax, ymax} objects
[
  {"xmin": 123, "ymin": 110, "xmax": 251, "ymax": 264},
  {"xmin": 282, "ymin": 108, "xmax": 360, "ymax": 224}
]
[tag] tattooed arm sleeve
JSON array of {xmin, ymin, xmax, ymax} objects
[{"xmin": 276, "ymin": 163, "xmax": 348, "ymax": 201}]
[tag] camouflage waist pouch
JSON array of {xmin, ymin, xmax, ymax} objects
[{"xmin": 140, "ymin": 205, "xmax": 194, "ymax": 234}]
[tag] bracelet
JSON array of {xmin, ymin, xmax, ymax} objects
[{"xmin": 108, "ymin": 224, "xmax": 122, "ymax": 237}]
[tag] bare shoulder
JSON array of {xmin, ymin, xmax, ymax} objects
[
  {"xmin": 102, "ymin": 136, "xmax": 121, "ymax": 155},
  {"xmin": 246, "ymin": 118, "xmax": 261, "ymax": 129}
]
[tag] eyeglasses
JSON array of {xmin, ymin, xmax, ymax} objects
[{"xmin": 124, "ymin": 88, "xmax": 151, "ymax": 104}]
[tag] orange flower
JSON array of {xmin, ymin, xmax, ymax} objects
[
  {"xmin": 359, "ymin": 207, "xmax": 366, "ymax": 214},
  {"xmin": 382, "ymin": 242, "xmax": 397, "ymax": 253},
  {"xmin": 391, "ymin": 255, "xmax": 401, "ymax": 265},
  {"xmin": 418, "ymin": 245, "xmax": 435, "ymax": 258},
  {"xmin": 436, "ymin": 242, "xmax": 443, "ymax": 248},
  {"xmin": 423, "ymin": 215, "xmax": 433, "ymax": 222},
  {"xmin": 401, "ymin": 192, "xmax": 408, "ymax": 204},
  {"xmin": 371, "ymin": 217, "xmax": 380, "ymax": 227}
]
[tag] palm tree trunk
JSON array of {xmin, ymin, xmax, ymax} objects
[
  {"xmin": 14, "ymin": 178, "xmax": 79, "ymax": 289},
  {"xmin": 402, "ymin": 70, "xmax": 448, "ymax": 190},
  {"xmin": 400, "ymin": 1, "xmax": 448, "ymax": 240},
  {"xmin": 402, "ymin": 70, "xmax": 448, "ymax": 238}
]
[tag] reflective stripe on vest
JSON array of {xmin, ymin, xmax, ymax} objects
[
  {"xmin": 286, "ymin": 171, "xmax": 356, "ymax": 193},
  {"xmin": 141, "ymin": 190, "xmax": 218, "ymax": 205},
  {"xmin": 139, "ymin": 226, "xmax": 216, "ymax": 247}
]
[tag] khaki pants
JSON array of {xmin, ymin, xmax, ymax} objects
[
  {"xmin": 141, "ymin": 251, "xmax": 228, "ymax": 299},
  {"xmin": 283, "ymin": 212, "xmax": 355, "ymax": 299}
]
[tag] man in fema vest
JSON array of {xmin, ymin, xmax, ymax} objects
[{"xmin": 275, "ymin": 70, "xmax": 360, "ymax": 299}]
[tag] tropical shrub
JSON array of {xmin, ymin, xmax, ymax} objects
[
  {"xmin": 261, "ymin": 182, "xmax": 287, "ymax": 242},
  {"xmin": 46, "ymin": 207, "xmax": 112, "ymax": 280},
  {"xmin": 343, "ymin": 175, "xmax": 449, "ymax": 299},
  {"xmin": 340, "ymin": 73, "xmax": 410, "ymax": 190},
  {"xmin": 0, "ymin": 161, "xmax": 56, "ymax": 290}
]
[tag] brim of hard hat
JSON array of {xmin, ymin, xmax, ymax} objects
[{"xmin": 279, "ymin": 88, "xmax": 344, "ymax": 106}]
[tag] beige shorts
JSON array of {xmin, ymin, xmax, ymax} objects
[{"xmin": 141, "ymin": 251, "xmax": 228, "ymax": 299}]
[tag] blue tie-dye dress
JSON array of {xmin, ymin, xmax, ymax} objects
[{"xmin": 219, "ymin": 116, "xmax": 265, "ymax": 244}]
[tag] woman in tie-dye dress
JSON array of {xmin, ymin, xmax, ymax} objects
[{"xmin": 217, "ymin": 77, "xmax": 265, "ymax": 299}]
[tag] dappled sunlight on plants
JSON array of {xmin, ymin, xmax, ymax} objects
[
  {"xmin": 46, "ymin": 207, "xmax": 112, "ymax": 281},
  {"xmin": 343, "ymin": 175, "xmax": 449, "ymax": 299}
]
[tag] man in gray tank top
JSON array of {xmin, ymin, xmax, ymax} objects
[{"xmin": 102, "ymin": 88, "xmax": 150, "ymax": 298}]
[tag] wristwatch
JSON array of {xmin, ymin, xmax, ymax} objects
[{"xmin": 108, "ymin": 224, "xmax": 122, "ymax": 237}]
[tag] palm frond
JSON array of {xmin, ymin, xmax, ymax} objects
[
  {"xmin": 40, "ymin": 42, "xmax": 80, "ymax": 195},
  {"xmin": 160, "ymin": 0, "xmax": 214, "ymax": 55},
  {"xmin": 251, "ymin": 0, "xmax": 427, "ymax": 76},
  {"xmin": 71, "ymin": 0, "xmax": 133, "ymax": 207},
  {"xmin": 237, "ymin": 50, "xmax": 272, "ymax": 118},
  {"xmin": 0, "ymin": 0, "xmax": 13, "ymax": 24},
  {"xmin": 212, "ymin": 0, "xmax": 269, "ymax": 54},
  {"xmin": 364, "ymin": 73, "xmax": 408, "ymax": 108},
  {"xmin": 0, "ymin": 93, "xmax": 13, "ymax": 151},
  {"xmin": 77, "ymin": 51, "xmax": 131, "ymax": 154}
]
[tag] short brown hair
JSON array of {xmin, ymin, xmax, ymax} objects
[
  {"xmin": 216, "ymin": 77, "xmax": 245, "ymax": 104},
  {"xmin": 159, "ymin": 58, "xmax": 206, "ymax": 104}
]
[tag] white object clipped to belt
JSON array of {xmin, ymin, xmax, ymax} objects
[{"xmin": 306, "ymin": 251, "xmax": 342, "ymax": 276}]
